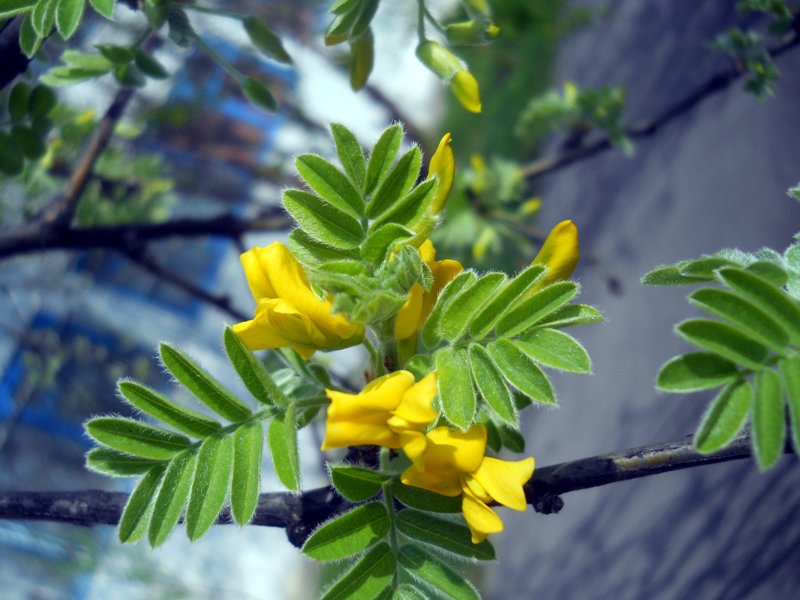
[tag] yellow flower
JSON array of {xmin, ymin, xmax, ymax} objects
[
  {"xmin": 321, "ymin": 371, "xmax": 438, "ymax": 467},
  {"xmin": 233, "ymin": 242, "xmax": 363, "ymax": 359},
  {"xmin": 427, "ymin": 133, "xmax": 455, "ymax": 215},
  {"xmin": 394, "ymin": 241, "xmax": 463, "ymax": 341},
  {"xmin": 532, "ymin": 220, "xmax": 580, "ymax": 289},
  {"xmin": 401, "ymin": 424, "xmax": 534, "ymax": 544},
  {"xmin": 451, "ymin": 70, "xmax": 482, "ymax": 113}
]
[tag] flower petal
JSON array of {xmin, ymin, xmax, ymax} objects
[
  {"xmin": 451, "ymin": 70, "xmax": 482, "ymax": 113},
  {"xmin": 395, "ymin": 283, "xmax": 425, "ymax": 340},
  {"xmin": 393, "ymin": 371, "xmax": 438, "ymax": 426},
  {"xmin": 470, "ymin": 456, "xmax": 534, "ymax": 511},
  {"xmin": 427, "ymin": 133, "xmax": 455, "ymax": 214},
  {"xmin": 532, "ymin": 220, "xmax": 579, "ymax": 287},
  {"xmin": 426, "ymin": 424, "xmax": 487, "ymax": 473},
  {"xmin": 400, "ymin": 463, "xmax": 462, "ymax": 497},
  {"xmin": 462, "ymin": 485, "xmax": 503, "ymax": 544}
]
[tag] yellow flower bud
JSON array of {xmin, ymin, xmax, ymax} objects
[
  {"xmin": 532, "ymin": 220, "xmax": 580, "ymax": 288},
  {"xmin": 427, "ymin": 133, "xmax": 455, "ymax": 215},
  {"xmin": 451, "ymin": 70, "xmax": 482, "ymax": 113}
]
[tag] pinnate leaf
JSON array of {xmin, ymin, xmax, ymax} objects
[
  {"xmin": 85, "ymin": 448, "xmax": 161, "ymax": 477},
  {"xmin": 751, "ymin": 368, "xmax": 785, "ymax": 471},
  {"xmin": 283, "ymin": 189, "xmax": 364, "ymax": 250},
  {"xmin": 517, "ymin": 328, "xmax": 591, "ymax": 373},
  {"xmin": 269, "ymin": 405, "xmax": 300, "ymax": 491},
  {"xmin": 468, "ymin": 344, "xmax": 517, "ymax": 425},
  {"xmin": 488, "ymin": 339, "xmax": 555, "ymax": 405},
  {"xmin": 395, "ymin": 509, "xmax": 495, "ymax": 560},
  {"xmin": 398, "ymin": 545, "xmax": 481, "ymax": 600},
  {"xmin": 694, "ymin": 379, "xmax": 751, "ymax": 453},
  {"xmin": 86, "ymin": 417, "xmax": 192, "ymax": 459},
  {"xmin": 320, "ymin": 543, "xmax": 395, "ymax": 600},
  {"xmin": 330, "ymin": 465, "xmax": 388, "ymax": 502},
  {"xmin": 119, "ymin": 465, "xmax": 164, "ymax": 543},
  {"xmin": 436, "ymin": 347, "xmax": 476, "ymax": 429},
  {"xmin": 224, "ymin": 327, "xmax": 288, "ymax": 408},
  {"xmin": 231, "ymin": 422, "xmax": 263, "ymax": 525},
  {"xmin": 657, "ymin": 352, "xmax": 739, "ymax": 393},
  {"xmin": 186, "ymin": 434, "xmax": 233, "ymax": 540},
  {"xmin": 365, "ymin": 124, "xmax": 403, "ymax": 195},
  {"xmin": 148, "ymin": 449, "xmax": 196, "ymax": 547},
  {"xmin": 675, "ymin": 320, "xmax": 769, "ymax": 370},
  {"xmin": 302, "ymin": 502, "xmax": 390, "ymax": 561},
  {"xmin": 495, "ymin": 282, "xmax": 579, "ymax": 338}
]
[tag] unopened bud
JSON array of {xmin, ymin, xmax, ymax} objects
[{"xmin": 445, "ymin": 20, "xmax": 500, "ymax": 46}]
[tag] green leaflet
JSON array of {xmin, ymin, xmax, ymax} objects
[
  {"xmin": 404, "ymin": 353, "xmax": 435, "ymax": 379},
  {"xmin": 495, "ymin": 281, "xmax": 579, "ymax": 338},
  {"xmin": 330, "ymin": 465, "xmax": 388, "ymax": 502},
  {"xmin": 243, "ymin": 16, "xmax": 292, "ymax": 64},
  {"xmin": 498, "ymin": 422, "xmax": 525, "ymax": 452},
  {"xmin": 365, "ymin": 124, "xmax": 403, "ymax": 195},
  {"xmin": 148, "ymin": 450, "xmax": 196, "ymax": 548},
  {"xmin": 11, "ymin": 125, "xmax": 45, "ymax": 160},
  {"xmin": 679, "ymin": 256, "xmax": 738, "ymax": 278},
  {"xmin": 694, "ymin": 379, "xmax": 751, "ymax": 454},
  {"xmin": 785, "ymin": 242, "xmax": 800, "ymax": 299},
  {"xmin": 779, "ymin": 354, "xmax": 800, "ymax": 455},
  {"xmin": 469, "ymin": 264, "xmax": 546, "ymax": 339},
  {"xmin": 186, "ymin": 434, "xmax": 234, "ymax": 541},
  {"xmin": 488, "ymin": 339, "xmax": 555, "ymax": 405},
  {"xmin": 751, "ymin": 368, "xmax": 785, "ymax": 471},
  {"xmin": 32, "ymin": 0, "xmax": 57, "ymax": 36},
  {"xmin": 134, "ymin": 50, "xmax": 169, "ymax": 79},
  {"xmin": 517, "ymin": 328, "xmax": 592, "ymax": 374},
  {"xmin": 289, "ymin": 229, "xmax": 360, "ymax": 266},
  {"xmin": 436, "ymin": 346, "xmax": 477, "ymax": 429},
  {"xmin": 269, "ymin": 405, "xmax": 300, "ymax": 491},
  {"xmin": 118, "ymin": 380, "xmax": 222, "ymax": 438},
  {"xmin": 320, "ymin": 543, "xmax": 395, "ymax": 600},
  {"xmin": 389, "ymin": 482, "xmax": 462, "ymax": 513},
  {"xmin": 302, "ymin": 501, "xmax": 390, "ymax": 561},
  {"xmin": 159, "ymin": 343, "xmax": 252, "ymax": 422},
  {"xmin": 718, "ymin": 267, "xmax": 800, "ymax": 345},
  {"xmin": 369, "ymin": 178, "xmax": 437, "ymax": 231},
  {"xmin": 89, "ymin": 0, "xmax": 114, "ymax": 18},
  {"xmin": 395, "ymin": 509, "xmax": 496, "ymax": 560},
  {"xmin": 360, "ymin": 223, "xmax": 414, "ymax": 264},
  {"xmin": 394, "ymin": 585, "xmax": 428, "ymax": 600},
  {"xmin": 745, "ymin": 260, "xmax": 788, "ymax": 287},
  {"xmin": 398, "ymin": 545, "xmax": 481, "ymax": 600},
  {"xmin": 9, "ymin": 82, "xmax": 31, "ymax": 122},
  {"xmin": 283, "ymin": 188, "xmax": 365, "ymax": 249},
  {"xmin": 85, "ymin": 448, "xmax": 162, "ymax": 477},
  {"xmin": 688, "ymin": 288, "xmax": 789, "ymax": 353},
  {"xmin": 366, "ymin": 146, "xmax": 421, "ymax": 217},
  {"xmin": 350, "ymin": 0, "xmax": 379, "ymax": 38},
  {"xmin": 641, "ymin": 264, "xmax": 713, "ymax": 286},
  {"xmin": 19, "ymin": 14, "xmax": 44, "ymax": 59},
  {"xmin": 118, "ymin": 465, "xmax": 165, "ymax": 543},
  {"xmin": 657, "ymin": 352, "xmax": 740, "ymax": 393},
  {"xmin": 421, "ymin": 271, "xmax": 477, "ymax": 349},
  {"xmin": 439, "ymin": 272, "xmax": 506, "ymax": 342},
  {"xmin": 55, "ymin": 0, "xmax": 85, "ymax": 40},
  {"xmin": 241, "ymin": 77, "xmax": 277, "ymax": 112},
  {"xmin": 224, "ymin": 327, "xmax": 289, "ymax": 408},
  {"xmin": 331, "ymin": 123, "xmax": 366, "ymax": 191},
  {"xmin": 296, "ymin": 154, "xmax": 364, "ymax": 218},
  {"xmin": 468, "ymin": 344, "xmax": 517, "ymax": 425},
  {"xmin": 86, "ymin": 417, "xmax": 192, "ymax": 460},
  {"xmin": 231, "ymin": 422, "xmax": 263, "ymax": 525},
  {"xmin": 675, "ymin": 319, "xmax": 769, "ymax": 370}
]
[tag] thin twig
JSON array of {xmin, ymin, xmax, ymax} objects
[
  {"xmin": 0, "ymin": 431, "xmax": 783, "ymax": 546},
  {"xmin": 520, "ymin": 30, "xmax": 800, "ymax": 184}
]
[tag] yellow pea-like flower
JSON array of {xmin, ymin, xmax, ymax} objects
[
  {"xmin": 401, "ymin": 424, "xmax": 534, "ymax": 544},
  {"xmin": 450, "ymin": 70, "xmax": 482, "ymax": 113},
  {"xmin": 232, "ymin": 242, "xmax": 363, "ymax": 359},
  {"xmin": 321, "ymin": 371, "xmax": 438, "ymax": 468},
  {"xmin": 427, "ymin": 133, "xmax": 455, "ymax": 215},
  {"xmin": 532, "ymin": 219, "xmax": 580, "ymax": 288},
  {"xmin": 394, "ymin": 240, "xmax": 463, "ymax": 341}
]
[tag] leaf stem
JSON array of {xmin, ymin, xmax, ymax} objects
[{"xmin": 191, "ymin": 30, "xmax": 243, "ymax": 81}]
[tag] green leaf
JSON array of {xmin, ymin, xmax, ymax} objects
[
  {"xmin": 85, "ymin": 447, "xmax": 161, "ymax": 477},
  {"xmin": 642, "ymin": 263, "xmax": 715, "ymax": 286},
  {"xmin": 365, "ymin": 124, "xmax": 403, "ymax": 196},
  {"xmin": 488, "ymin": 339, "xmax": 555, "ymax": 405},
  {"xmin": 134, "ymin": 49, "xmax": 169, "ymax": 78},
  {"xmin": 366, "ymin": 146, "xmax": 422, "ymax": 218},
  {"xmin": 118, "ymin": 380, "xmax": 222, "ymax": 438},
  {"xmin": 404, "ymin": 354, "xmax": 435, "ymax": 379},
  {"xmin": 324, "ymin": 3, "xmax": 361, "ymax": 43},
  {"xmin": 19, "ymin": 13, "xmax": 44, "ymax": 58},
  {"xmin": 421, "ymin": 271, "xmax": 477, "ymax": 349},
  {"xmin": 60, "ymin": 49, "xmax": 112, "ymax": 71},
  {"xmin": 495, "ymin": 282, "xmax": 579, "ymax": 338},
  {"xmin": 369, "ymin": 178, "xmax": 437, "ymax": 230},
  {"xmin": 55, "ymin": 0, "xmax": 85, "ymax": 39},
  {"xmin": 0, "ymin": 131, "xmax": 24, "ymax": 175},
  {"xmin": 498, "ymin": 423, "xmax": 525, "ymax": 452},
  {"xmin": 241, "ymin": 77, "xmax": 278, "ymax": 111},
  {"xmin": 118, "ymin": 465, "xmax": 164, "ymax": 543},
  {"xmin": 269, "ymin": 406, "xmax": 300, "ymax": 491},
  {"xmin": 779, "ymin": 354, "xmax": 800, "ymax": 455},
  {"xmin": 89, "ymin": 0, "xmax": 113, "ymax": 18},
  {"xmin": 389, "ymin": 482, "xmax": 462, "ymax": 513},
  {"xmin": 330, "ymin": 465, "xmax": 388, "ymax": 502},
  {"xmin": 303, "ymin": 502, "xmax": 390, "ymax": 561},
  {"xmin": 231, "ymin": 421, "xmax": 263, "ymax": 526},
  {"xmin": 148, "ymin": 449, "xmax": 196, "ymax": 547},
  {"xmin": 688, "ymin": 288, "xmax": 789, "ymax": 353},
  {"xmin": 8, "ymin": 82, "xmax": 30, "ymax": 122},
  {"xmin": 786, "ymin": 243, "xmax": 800, "ymax": 299},
  {"xmin": 0, "ymin": 0, "xmax": 37, "ymax": 19},
  {"xmin": 468, "ymin": 344, "xmax": 517, "ymax": 425},
  {"xmin": 96, "ymin": 43, "xmax": 132, "ymax": 64},
  {"xmin": 113, "ymin": 63, "xmax": 146, "ymax": 88},
  {"xmin": 439, "ymin": 272, "xmax": 506, "ymax": 342},
  {"xmin": 289, "ymin": 229, "xmax": 360, "ymax": 266},
  {"xmin": 11, "ymin": 125, "xmax": 45, "ymax": 160},
  {"xmin": 678, "ymin": 256, "xmax": 738, "ymax": 278},
  {"xmin": 223, "ymin": 327, "xmax": 288, "ymax": 408},
  {"xmin": 32, "ymin": 0, "xmax": 57, "ymax": 36},
  {"xmin": 746, "ymin": 260, "xmax": 788, "ymax": 287},
  {"xmin": 331, "ymin": 123, "xmax": 366, "ymax": 191},
  {"xmin": 166, "ymin": 7, "xmax": 191, "ymax": 44},
  {"xmin": 28, "ymin": 85, "xmax": 57, "ymax": 118},
  {"xmin": 718, "ymin": 267, "xmax": 800, "ymax": 345},
  {"xmin": 675, "ymin": 320, "xmax": 769, "ymax": 370},
  {"xmin": 469, "ymin": 264, "xmax": 546, "ymax": 339},
  {"xmin": 283, "ymin": 188, "xmax": 365, "ymax": 250},
  {"xmin": 186, "ymin": 434, "xmax": 233, "ymax": 540},
  {"xmin": 321, "ymin": 543, "xmax": 395, "ymax": 600},
  {"xmin": 350, "ymin": 0, "xmax": 379, "ymax": 38},
  {"xmin": 694, "ymin": 379, "xmax": 751, "ymax": 453},
  {"xmin": 530, "ymin": 304, "xmax": 604, "ymax": 329},
  {"xmin": 360, "ymin": 223, "xmax": 414, "ymax": 264},
  {"xmin": 751, "ymin": 368, "xmax": 785, "ymax": 471},
  {"xmin": 394, "ymin": 585, "xmax": 427, "ymax": 600},
  {"xmin": 395, "ymin": 509, "xmax": 495, "ymax": 560},
  {"xmin": 86, "ymin": 417, "xmax": 192, "ymax": 459},
  {"xmin": 159, "ymin": 343, "xmax": 252, "ymax": 422},
  {"xmin": 296, "ymin": 154, "xmax": 363, "ymax": 218},
  {"xmin": 398, "ymin": 545, "xmax": 481, "ymax": 600},
  {"xmin": 436, "ymin": 347, "xmax": 476, "ymax": 429},
  {"xmin": 657, "ymin": 352, "xmax": 740, "ymax": 393},
  {"xmin": 243, "ymin": 16, "xmax": 292, "ymax": 64},
  {"xmin": 330, "ymin": 0, "xmax": 359, "ymax": 15},
  {"xmin": 517, "ymin": 328, "xmax": 592, "ymax": 373}
]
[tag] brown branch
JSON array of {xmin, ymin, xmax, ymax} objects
[
  {"xmin": 0, "ymin": 431, "xmax": 781, "ymax": 546},
  {"xmin": 520, "ymin": 30, "xmax": 800, "ymax": 184}
]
